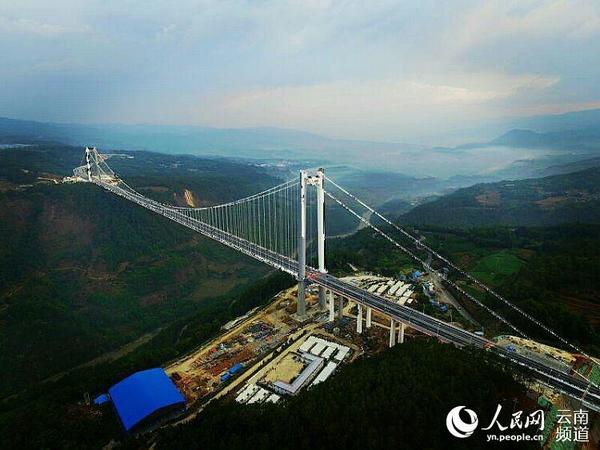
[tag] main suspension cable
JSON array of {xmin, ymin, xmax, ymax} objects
[{"xmin": 324, "ymin": 189, "xmax": 529, "ymax": 338}]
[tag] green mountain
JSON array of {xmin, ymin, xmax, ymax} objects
[
  {"xmin": 0, "ymin": 144, "xmax": 278, "ymax": 397},
  {"xmin": 399, "ymin": 167, "xmax": 600, "ymax": 228},
  {"xmin": 151, "ymin": 341, "xmax": 535, "ymax": 450},
  {"xmin": 542, "ymin": 156, "xmax": 600, "ymax": 176},
  {"xmin": 327, "ymin": 221, "xmax": 600, "ymax": 349}
]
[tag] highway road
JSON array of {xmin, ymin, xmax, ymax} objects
[{"xmin": 307, "ymin": 270, "xmax": 600, "ymax": 412}]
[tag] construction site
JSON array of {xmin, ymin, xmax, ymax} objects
[{"xmin": 164, "ymin": 273, "xmax": 416, "ymax": 409}]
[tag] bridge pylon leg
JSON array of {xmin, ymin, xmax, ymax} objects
[
  {"xmin": 398, "ymin": 323, "xmax": 406, "ymax": 344},
  {"xmin": 389, "ymin": 320, "xmax": 396, "ymax": 347},
  {"xmin": 316, "ymin": 168, "xmax": 327, "ymax": 309},
  {"xmin": 296, "ymin": 170, "xmax": 307, "ymax": 318},
  {"xmin": 356, "ymin": 304, "xmax": 363, "ymax": 334},
  {"xmin": 366, "ymin": 307, "xmax": 372, "ymax": 328},
  {"xmin": 328, "ymin": 291, "xmax": 335, "ymax": 322}
]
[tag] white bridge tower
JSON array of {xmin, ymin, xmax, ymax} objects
[{"xmin": 296, "ymin": 168, "xmax": 327, "ymax": 317}]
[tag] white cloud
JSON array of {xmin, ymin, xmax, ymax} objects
[
  {"xmin": 0, "ymin": 0, "xmax": 599, "ymax": 142},
  {"xmin": 0, "ymin": 17, "xmax": 74, "ymax": 37},
  {"xmin": 453, "ymin": 0, "xmax": 600, "ymax": 53},
  {"xmin": 179, "ymin": 73, "xmax": 559, "ymax": 140}
]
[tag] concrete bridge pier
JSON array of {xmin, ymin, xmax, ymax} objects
[
  {"xmin": 366, "ymin": 307, "xmax": 372, "ymax": 328},
  {"xmin": 389, "ymin": 320, "xmax": 396, "ymax": 347},
  {"xmin": 398, "ymin": 322, "xmax": 406, "ymax": 344},
  {"xmin": 297, "ymin": 281, "xmax": 306, "ymax": 317},
  {"xmin": 338, "ymin": 296, "xmax": 344, "ymax": 320},
  {"xmin": 319, "ymin": 287, "xmax": 327, "ymax": 309},
  {"xmin": 356, "ymin": 304, "xmax": 363, "ymax": 334},
  {"xmin": 328, "ymin": 291, "xmax": 335, "ymax": 322}
]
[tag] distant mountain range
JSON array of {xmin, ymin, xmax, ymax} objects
[
  {"xmin": 0, "ymin": 116, "xmax": 416, "ymax": 165},
  {"xmin": 510, "ymin": 107, "xmax": 600, "ymax": 132},
  {"xmin": 495, "ymin": 128, "xmax": 596, "ymax": 147},
  {"xmin": 458, "ymin": 127, "xmax": 600, "ymax": 153},
  {"xmin": 2, "ymin": 107, "xmax": 600, "ymax": 186},
  {"xmin": 399, "ymin": 167, "xmax": 600, "ymax": 228}
]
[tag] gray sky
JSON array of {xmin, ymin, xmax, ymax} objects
[{"xmin": 1, "ymin": 0, "xmax": 600, "ymax": 143}]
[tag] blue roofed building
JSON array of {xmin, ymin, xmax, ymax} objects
[{"xmin": 108, "ymin": 368, "xmax": 185, "ymax": 433}]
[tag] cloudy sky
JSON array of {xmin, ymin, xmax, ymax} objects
[{"xmin": 1, "ymin": 0, "xmax": 600, "ymax": 143}]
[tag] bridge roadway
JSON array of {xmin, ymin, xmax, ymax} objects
[
  {"xmin": 96, "ymin": 179, "xmax": 600, "ymax": 411},
  {"xmin": 307, "ymin": 270, "xmax": 600, "ymax": 412}
]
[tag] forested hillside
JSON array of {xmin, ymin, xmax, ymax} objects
[
  {"xmin": 327, "ymin": 224, "xmax": 600, "ymax": 353},
  {"xmin": 0, "ymin": 144, "xmax": 281, "ymax": 396},
  {"xmin": 0, "ymin": 184, "xmax": 270, "ymax": 396},
  {"xmin": 425, "ymin": 225, "xmax": 600, "ymax": 349},
  {"xmin": 148, "ymin": 341, "xmax": 536, "ymax": 450},
  {"xmin": 0, "ymin": 143, "xmax": 302, "ymax": 449},
  {"xmin": 399, "ymin": 167, "xmax": 600, "ymax": 228},
  {"xmin": 1, "ymin": 271, "xmax": 294, "ymax": 450}
]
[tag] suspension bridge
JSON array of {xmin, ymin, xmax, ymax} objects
[{"xmin": 73, "ymin": 147, "xmax": 600, "ymax": 411}]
